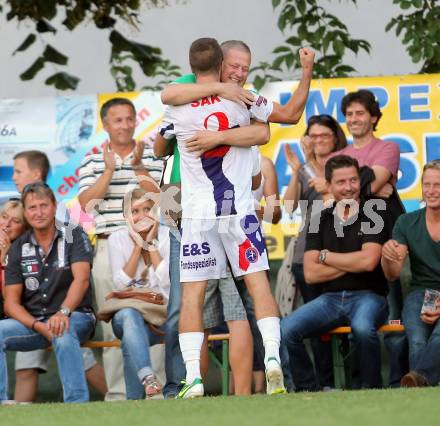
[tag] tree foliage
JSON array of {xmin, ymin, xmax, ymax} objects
[
  {"xmin": 251, "ymin": 0, "xmax": 440, "ymax": 90},
  {"xmin": 251, "ymin": 0, "xmax": 371, "ymax": 90},
  {"xmin": 386, "ymin": 0, "xmax": 440, "ymax": 73},
  {"xmin": 3, "ymin": 0, "xmax": 181, "ymax": 91}
]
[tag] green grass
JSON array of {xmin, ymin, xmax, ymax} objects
[{"xmin": 1, "ymin": 388, "xmax": 439, "ymax": 426}]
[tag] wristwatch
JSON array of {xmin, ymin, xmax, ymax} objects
[
  {"xmin": 59, "ymin": 306, "xmax": 71, "ymax": 317},
  {"xmin": 319, "ymin": 249, "xmax": 329, "ymax": 264}
]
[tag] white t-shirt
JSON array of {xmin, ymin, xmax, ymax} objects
[
  {"xmin": 159, "ymin": 95, "xmax": 272, "ymax": 219},
  {"xmin": 107, "ymin": 225, "xmax": 170, "ymax": 300}
]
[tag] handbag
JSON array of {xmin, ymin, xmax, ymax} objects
[
  {"xmin": 97, "ymin": 287, "xmax": 167, "ymax": 326},
  {"xmin": 275, "ymin": 236, "xmax": 300, "ymax": 317}
]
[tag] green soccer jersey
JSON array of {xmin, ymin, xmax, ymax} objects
[{"xmin": 168, "ymin": 73, "xmax": 196, "ymax": 184}]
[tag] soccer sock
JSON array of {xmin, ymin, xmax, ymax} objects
[
  {"xmin": 257, "ymin": 316, "xmax": 281, "ymax": 366},
  {"xmin": 179, "ymin": 332, "xmax": 204, "ymax": 383}
]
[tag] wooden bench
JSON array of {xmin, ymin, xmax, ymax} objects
[
  {"xmin": 80, "ymin": 333, "xmax": 231, "ymax": 396},
  {"xmin": 327, "ymin": 324, "xmax": 405, "ymax": 389}
]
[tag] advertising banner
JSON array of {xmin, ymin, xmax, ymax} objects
[
  {"xmin": 0, "ymin": 74, "xmax": 439, "ymax": 258},
  {"xmin": 258, "ymin": 73, "xmax": 440, "ymax": 258}
]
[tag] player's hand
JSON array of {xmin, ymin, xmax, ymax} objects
[
  {"xmin": 103, "ymin": 142, "xmax": 117, "ymax": 172},
  {"xmin": 382, "ymin": 240, "xmax": 407, "ymax": 262},
  {"xmin": 308, "ymin": 176, "xmax": 328, "ymax": 194},
  {"xmin": 374, "ymin": 183, "xmax": 394, "ymax": 199},
  {"xmin": 284, "ymin": 144, "xmax": 301, "ymax": 174},
  {"xmin": 132, "ymin": 140, "xmax": 146, "ymax": 171},
  {"xmin": 186, "ymin": 131, "xmax": 223, "ymax": 157},
  {"xmin": 218, "ymin": 83, "xmax": 255, "ymax": 107},
  {"xmin": 47, "ymin": 312, "xmax": 70, "ymax": 337},
  {"xmin": 299, "ymin": 47, "xmax": 315, "ymax": 71}
]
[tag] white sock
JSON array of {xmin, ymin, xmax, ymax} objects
[
  {"xmin": 257, "ymin": 316, "xmax": 281, "ymax": 366},
  {"xmin": 179, "ymin": 332, "xmax": 204, "ymax": 383}
]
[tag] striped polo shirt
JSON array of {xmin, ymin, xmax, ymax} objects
[{"xmin": 78, "ymin": 144, "xmax": 164, "ymax": 235}]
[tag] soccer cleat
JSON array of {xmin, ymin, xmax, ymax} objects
[
  {"xmin": 143, "ymin": 374, "xmax": 164, "ymax": 400},
  {"xmin": 265, "ymin": 357, "xmax": 287, "ymax": 395},
  {"xmin": 176, "ymin": 378, "xmax": 204, "ymax": 399}
]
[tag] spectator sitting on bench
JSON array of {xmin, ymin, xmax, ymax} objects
[
  {"xmin": 1, "ymin": 183, "xmax": 95, "ymax": 403},
  {"xmin": 381, "ymin": 159, "xmax": 440, "ymax": 387},
  {"xmin": 107, "ymin": 188, "xmax": 169, "ymax": 400},
  {"xmin": 11, "ymin": 149, "xmax": 107, "ymax": 403},
  {"xmin": 281, "ymin": 155, "xmax": 392, "ymax": 390}
]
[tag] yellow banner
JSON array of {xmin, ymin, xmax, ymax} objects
[{"xmin": 258, "ymin": 74, "xmax": 440, "ymax": 259}]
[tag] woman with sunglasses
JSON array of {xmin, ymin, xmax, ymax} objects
[
  {"xmin": 107, "ymin": 188, "xmax": 170, "ymax": 400},
  {"xmin": 283, "ymin": 114, "xmax": 347, "ymax": 391},
  {"xmin": 0, "ymin": 201, "xmax": 29, "ymax": 320}
]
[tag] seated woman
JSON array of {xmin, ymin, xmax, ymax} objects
[
  {"xmin": 0, "ymin": 200, "xmax": 29, "ymax": 319},
  {"xmin": 107, "ymin": 188, "xmax": 170, "ymax": 400}
]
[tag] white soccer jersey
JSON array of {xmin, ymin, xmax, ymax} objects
[{"xmin": 159, "ymin": 94, "xmax": 273, "ymax": 219}]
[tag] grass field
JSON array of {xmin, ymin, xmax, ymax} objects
[{"xmin": 1, "ymin": 388, "xmax": 439, "ymax": 426}]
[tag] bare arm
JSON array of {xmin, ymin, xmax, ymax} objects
[
  {"xmin": 370, "ymin": 165, "xmax": 392, "ymax": 194},
  {"xmin": 304, "ymin": 250, "xmax": 346, "ymax": 284},
  {"xmin": 268, "ymin": 48, "xmax": 314, "ymax": 124},
  {"xmin": 154, "ymin": 134, "xmax": 174, "ymax": 157},
  {"xmin": 5, "ymin": 284, "xmax": 38, "ymax": 330},
  {"xmin": 186, "ymin": 122, "xmax": 270, "ymax": 156},
  {"xmin": 46, "ymin": 261, "xmax": 91, "ymax": 337},
  {"xmin": 259, "ymin": 157, "xmax": 282, "ymax": 224},
  {"xmin": 283, "ymin": 144, "xmax": 302, "ymax": 214},
  {"xmin": 59, "ymin": 262, "xmax": 91, "ymax": 312},
  {"xmin": 78, "ymin": 142, "xmax": 116, "ymax": 213},
  {"xmin": 252, "ymin": 172, "xmax": 262, "ymax": 191},
  {"xmin": 161, "ymin": 82, "xmax": 255, "ymax": 106},
  {"xmin": 324, "ymin": 243, "xmax": 382, "ymax": 273},
  {"xmin": 78, "ymin": 169, "xmax": 114, "ymax": 213},
  {"xmin": 381, "ymin": 239, "xmax": 408, "ymax": 281}
]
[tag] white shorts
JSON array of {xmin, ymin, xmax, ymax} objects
[{"xmin": 180, "ymin": 213, "xmax": 269, "ymax": 282}]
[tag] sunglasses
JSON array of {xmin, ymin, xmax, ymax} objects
[{"xmin": 22, "ymin": 182, "xmax": 50, "ymax": 194}]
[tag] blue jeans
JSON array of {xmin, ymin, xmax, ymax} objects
[
  {"xmin": 281, "ymin": 290, "xmax": 388, "ymax": 389},
  {"xmin": 292, "ymin": 263, "xmax": 334, "ymax": 389},
  {"xmin": 163, "ymin": 228, "xmax": 186, "ymax": 397},
  {"xmin": 0, "ymin": 311, "xmax": 95, "ymax": 402},
  {"xmin": 111, "ymin": 308, "xmax": 163, "ymax": 399},
  {"xmin": 383, "ymin": 280, "xmax": 408, "ymax": 387},
  {"xmin": 402, "ymin": 289, "xmax": 440, "ymax": 385}
]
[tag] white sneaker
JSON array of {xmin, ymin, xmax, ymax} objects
[
  {"xmin": 176, "ymin": 378, "xmax": 204, "ymax": 399},
  {"xmin": 265, "ymin": 357, "xmax": 287, "ymax": 395},
  {"xmin": 1, "ymin": 400, "xmax": 17, "ymax": 406}
]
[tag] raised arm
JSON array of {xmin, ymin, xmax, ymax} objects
[
  {"xmin": 268, "ymin": 48, "xmax": 314, "ymax": 124},
  {"xmin": 78, "ymin": 142, "xmax": 116, "ymax": 213}
]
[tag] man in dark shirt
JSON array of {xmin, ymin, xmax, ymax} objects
[
  {"xmin": 1, "ymin": 183, "xmax": 95, "ymax": 403},
  {"xmin": 281, "ymin": 155, "xmax": 390, "ymax": 390}
]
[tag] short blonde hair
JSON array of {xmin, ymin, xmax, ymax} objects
[
  {"xmin": 1, "ymin": 200, "xmax": 27, "ymax": 227},
  {"xmin": 422, "ymin": 159, "xmax": 440, "ymax": 181},
  {"xmin": 122, "ymin": 188, "xmax": 156, "ymax": 218}
]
